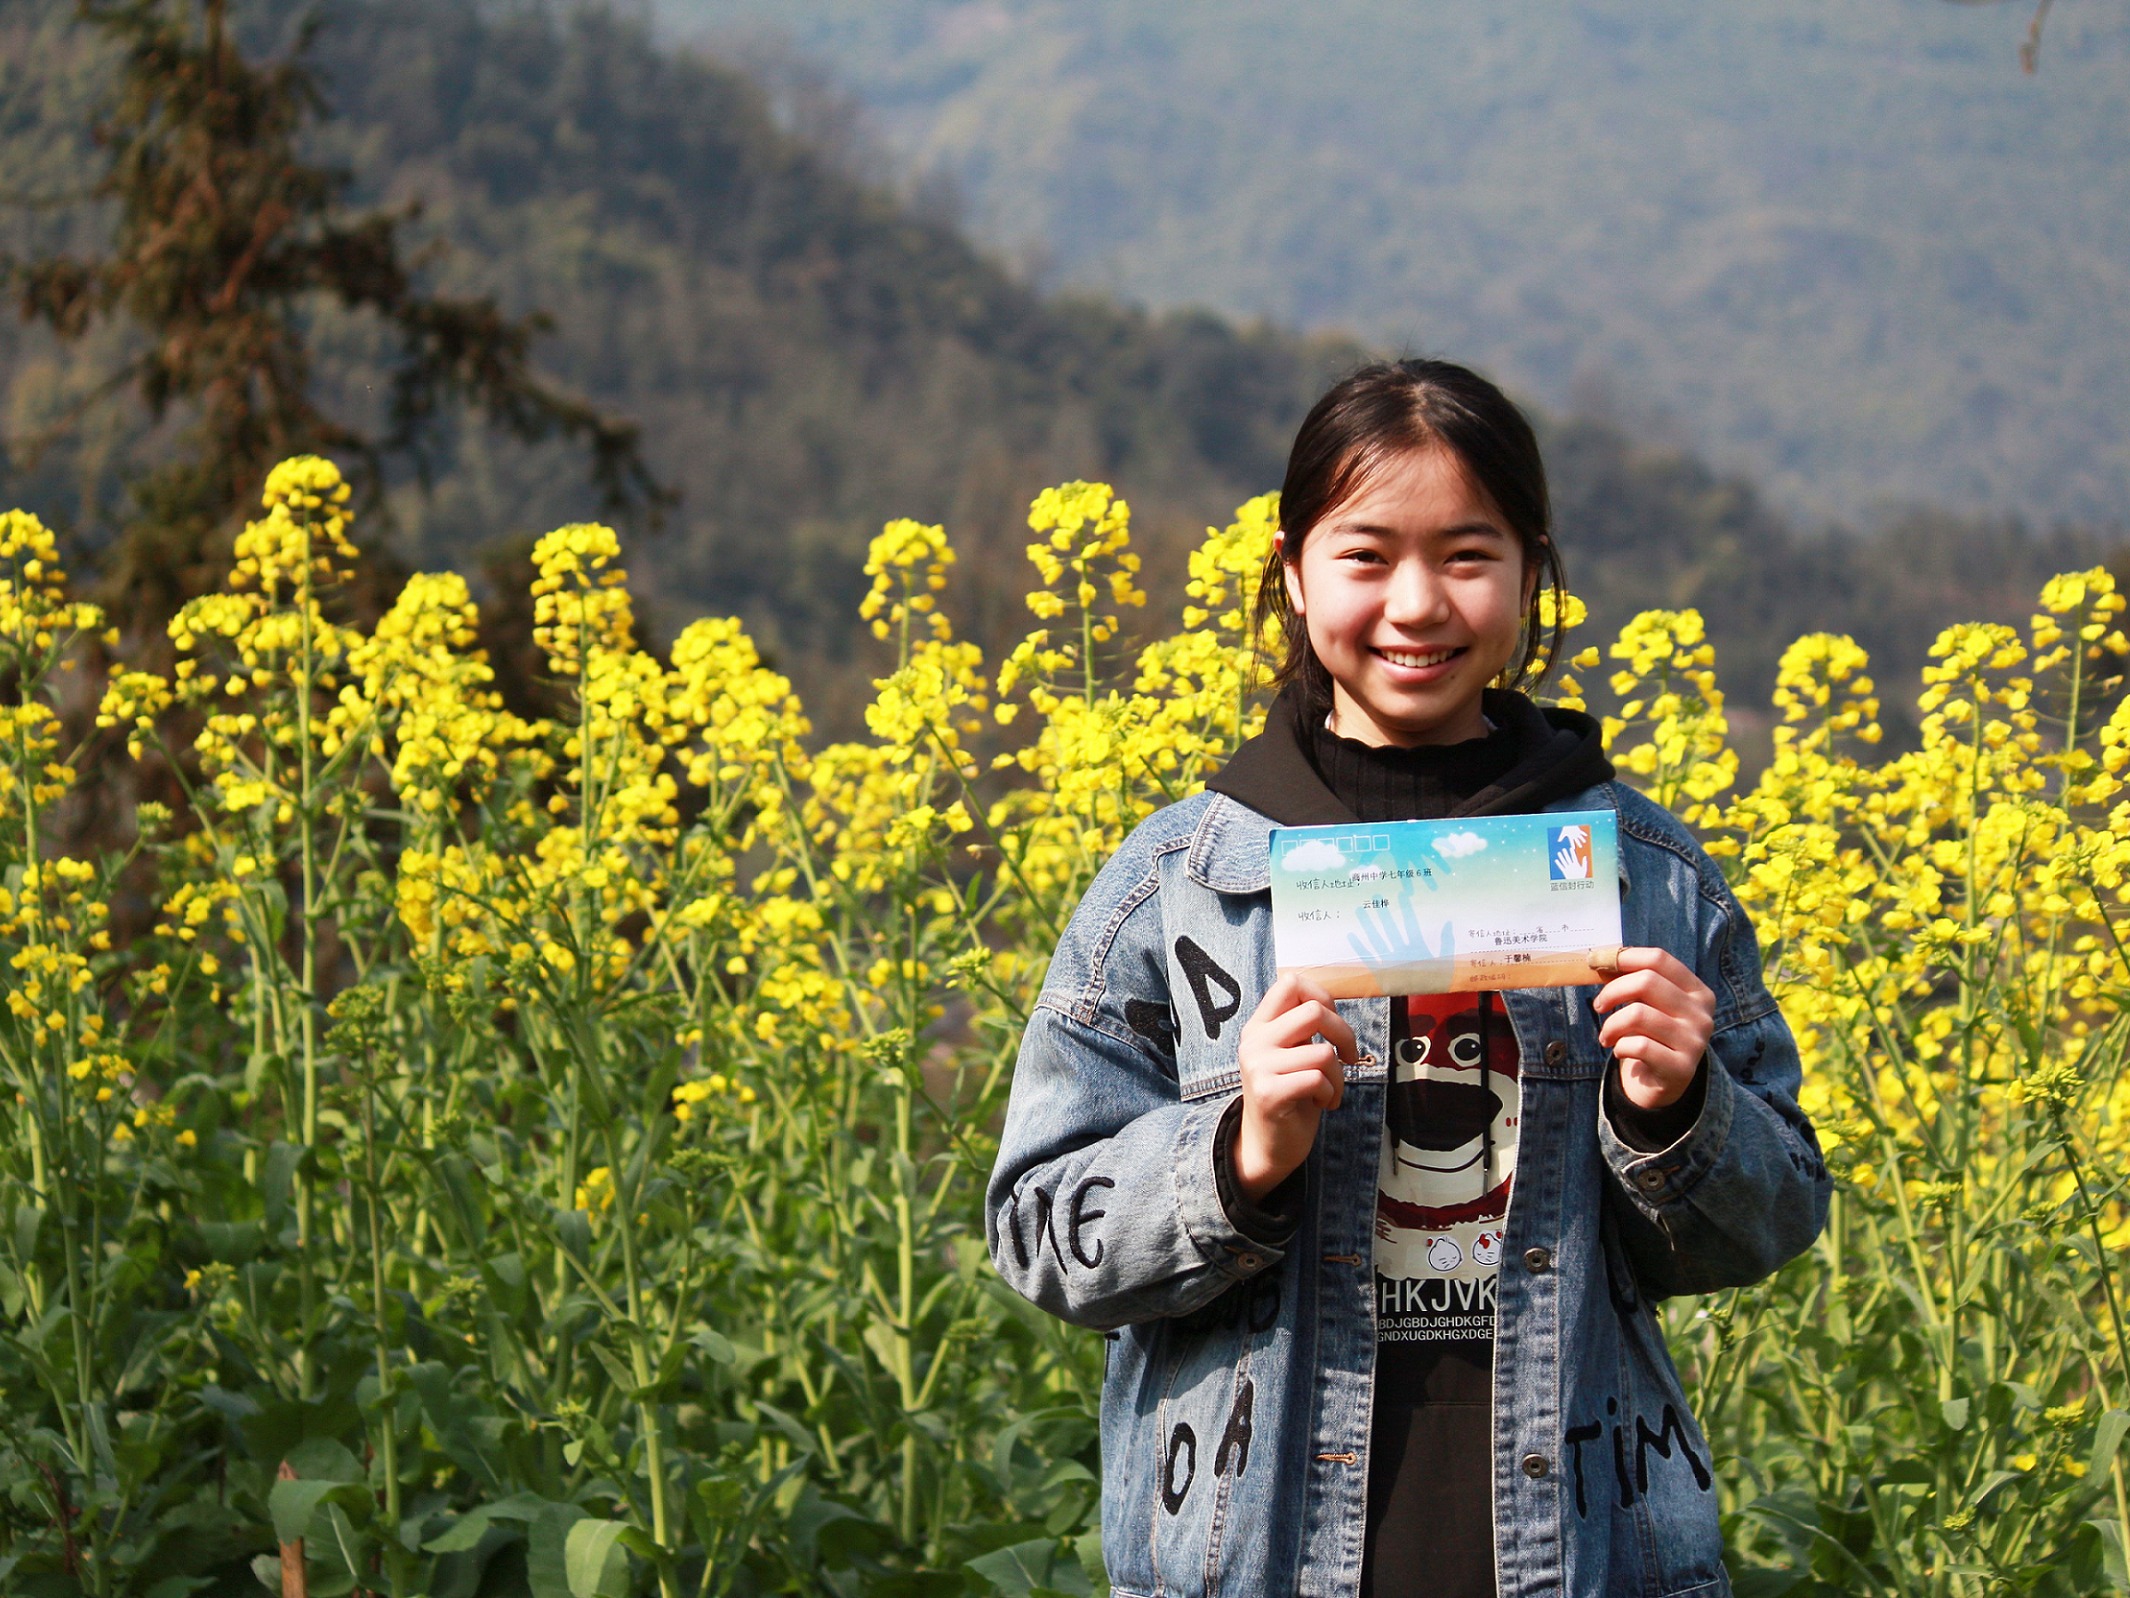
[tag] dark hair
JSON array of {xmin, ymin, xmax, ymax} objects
[{"xmin": 1255, "ymin": 358, "xmax": 1566, "ymax": 705}]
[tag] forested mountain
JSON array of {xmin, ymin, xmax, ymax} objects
[
  {"xmin": 662, "ymin": 0, "xmax": 2130, "ymax": 531},
  {"xmin": 2, "ymin": 0, "xmax": 2120, "ymax": 746},
  {"xmin": 0, "ymin": 0, "xmax": 1352, "ymax": 719}
]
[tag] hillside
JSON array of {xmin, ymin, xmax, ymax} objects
[
  {"xmin": 660, "ymin": 0, "xmax": 2130, "ymax": 531},
  {"xmin": 1, "ymin": 0, "xmax": 2120, "ymax": 749},
  {"xmin": 0, "ymin": 0, "xmax": 1353, "ymax": 718}
]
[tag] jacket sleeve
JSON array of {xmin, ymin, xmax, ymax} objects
[
  {"xmin": 986, "ymin": 849, "xmax": 1286, "ymax": 1331},
  {"xmin": 1597, "ymin": 818, "xmax": 1832, "ymax": 1297}
]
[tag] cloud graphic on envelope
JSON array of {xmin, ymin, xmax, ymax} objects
[
  {"xmin": 1431, "ymin": 830, "xmax": 1487, "ymax": 860},
  {"xmin": 1279, "ymin": 840, "xmax": 1348, "ymax": 872}
]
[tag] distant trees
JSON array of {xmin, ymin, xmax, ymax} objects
[{"xmin": 2, "ymin": 0, "xmax": 663, "ymax": 639}]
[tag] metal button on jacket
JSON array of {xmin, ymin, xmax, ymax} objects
[
  {"xmin": 1523, "ymin": 1246, "xmax": 1552, "ymax": 1274},
  {"xmin": 1521, "ymin": 1452, "xmax": 1551, "ymax": 1479},
  {"xmin": 1543, "ymin": 1041, "xmax": 1567, "ymax": 1066},
  {"xmin": 1638, "ymin": 1168, "xmax": 1666, "ymax": 1192}
]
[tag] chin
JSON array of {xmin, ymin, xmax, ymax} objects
[{"xmin": 1364, "ymin": 690, "xmax": 1484, "ymax": 742}]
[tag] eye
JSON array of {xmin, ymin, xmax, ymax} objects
[{"xmin": 1446, "ymin": 543, "xmax": 1502, "ymax": 566}]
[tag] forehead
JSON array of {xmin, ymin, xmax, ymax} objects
[{"xmin": 1316, "ymin": 443, "xmax": 1507, "ymax": 536}]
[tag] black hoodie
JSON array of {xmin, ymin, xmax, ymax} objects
[
  {"xmin": 1202, "ymin": 685, "xmax": 1694, "ymax": 1598},
  {"xmin": 1208, "ymin": 683, "xmax": 1616, "ymax": 827}
]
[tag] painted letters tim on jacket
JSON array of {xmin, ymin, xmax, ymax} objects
[{"xmin": 985, "ymin": 779, "xmax": 1831, "ymax": 1597}]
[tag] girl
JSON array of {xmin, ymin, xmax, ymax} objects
[{"xmin": 986, "ymin": 360, "xmax": 1829, "ymax": 1598}]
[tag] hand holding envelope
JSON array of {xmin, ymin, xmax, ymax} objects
[
  {"xmin": 1591, "ymin": 945, "xmax": 1715, "ymax": 1113},
  {"xmin": 1240, "ymin": 812, "xmax": 1713, "ymax": 1203}
]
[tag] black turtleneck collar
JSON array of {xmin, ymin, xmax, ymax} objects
[
  {"xmin": 1206, "ymin": 684, "xmax": 1614, "ymax": 827},
  {"xmin": 1305, "ymin": 708, "xmax": 1520, "ymax": 823}
]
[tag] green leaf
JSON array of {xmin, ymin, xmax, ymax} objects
[
  {"xmin": 283, "ymin": 1437, "xmax": 364, "ymax": 1484},
  {"xmin": 263, "ymin": 1141, "xmax": 306, "ymax": 1222},
  {"xmin": 1728, "ymin": 1573, "xmax": 1813, "ymax": 1598},
  {"xmin": 12, "ymin": 1202, "xmax": 43, "ymax": 1261},
  {"xmin": 689, "ymin": 1326, "xmax": 737, "ymax": 1366},
  {"xmin": 268, "ymin": 1478, "xmax": 363, "ymax": 1544},
  {"xmin": 862, "ymin": 1317, "xmax": 907, "ymax": 1384},
  {"xmin": 1073, "ymin": 1529, "xmax": 1105, "ymax": 1589},
  {"xmin": 424, "ymin": 1491, "xmax": 554, "ymax": 1552},
  {"xmin": 246, "ymin": 1050, "xmax": 287, "ymax": 1097},
  {"xmin": 483, "ymin": 1493, "xmax": 558, "ymax": 1524},
  {"xmin": 564, "ymin": 1519, "xmax": 633, "ymax": 1598},
  {"xmin": 1939, "ymin": 1396, "xmax": 1969, "ymax": 1431},
  {"xmin": 554, "ymin": 1206, "xmax": 592, "ymax": 1266},
  {"xmin": 587, "ymin": 1339, "xmax": 648, "ymax": 1401},
  {"xmin": 2095, "ymin": 1410, "xmax": 2130, "ymax": 1480},
  {"xmin": 424, "ymin": 1508, "xmax": 503, "ymax": 1555},
  {"xmin": 2088, "ymin": 1517, "xmax": 2129, "ymax": 1595},
  {"xmin": 969, "ymin": 1539, "xmax": 1079, "ymax": 1596},
  {"xmin": 527, "ymin": 1502, "xmax": 589, "ymax": 1598}
]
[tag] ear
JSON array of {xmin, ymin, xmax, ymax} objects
[{"xmin": 1278, "ymin": 532, "xmax": 1307, "ymax": 618}]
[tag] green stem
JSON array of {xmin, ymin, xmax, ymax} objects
[
  {"xmin": 362, "ymin": 1082, "xmax": 404, "ymax": 1590},
  {"xmin": 294, "ymin": 518, "xmax": 323, "ymax": 1395},
  {"xmin": 894, "ymin": 912, "xmax": 923, "ymax": 1553},
  {"xmin": 2055, "ymin": 1112, "xmax": 2130, "ymax": 1391},
  {"xmin": 601, "ymin": 1116, "xmax": 679, "ymax": 1598}
]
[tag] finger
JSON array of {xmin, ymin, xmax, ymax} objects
[
  {"xmin": 1597, "ymin": 1002, "xmax": 1706, "ymax": 1055},
  {"xmin": 1593, "ymin": 965, "xmax": 1713, "ymax": 1019},
  {"xmin": 1289, "ymin": 973, "xmax": 1336, "ymax": 1008},
  {"xmin": 1248, "ymin": 973, "xmax": 1306, "ymax": 1026},
  {"xmin": 1610, "ymin": 1032, "xmax": 1699, "ymax": 1084},
  {"xmin": 1603, "ymin": 947, "xmax": 1710, "ymax": 1000},
  {"xmin": 1257, "ymin": 1041, "xmax": 1347, "ymax": 1081},
  {"xmin": 1247, "ymin": 1042, "xmax": 1348, "ymax": 1111},
  {"xmin": 1260, "ymin": 997, "xmax": 1360, "ymax": 1063},
  {"xmin": 1595, "ymin": 964, "xmax": 1710, "ymax": 1008},
  {"xmin": 1611, "ymin": 945, "xmax": 1691, "ymax": 977},
  {"xmin": 1250, "ymin": 1053, "xmax": 1343, "ymax": 1114}
]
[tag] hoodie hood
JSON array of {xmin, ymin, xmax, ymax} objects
[{"xmin": 1205, "ymin": 684, "xmax": 1614, "ymax": 828}]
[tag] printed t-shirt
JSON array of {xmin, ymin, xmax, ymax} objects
[{"xmin": 1362, "ymin": 988, "xmax": 1520, "ymax": 1598}]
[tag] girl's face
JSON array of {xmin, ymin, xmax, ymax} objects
[{"xmin": 1282, "ymin": 443, "xmax": 1533, "ymax": 748}]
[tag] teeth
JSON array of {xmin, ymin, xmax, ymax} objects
[{"xmin": 1379, "ymin": 647, "xmax": 1458, "ymax": 669}]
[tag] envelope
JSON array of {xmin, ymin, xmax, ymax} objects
[{"xmin": 1267, "ymin": 810, "xmax": 1623, "ymax": 997}]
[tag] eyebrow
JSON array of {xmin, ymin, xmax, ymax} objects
[{"xmin": 1325, "ymin": 519, "xmax": 1511, "ymax": 541}]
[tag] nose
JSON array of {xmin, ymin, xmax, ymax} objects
[
  {"xmin": 1383, "ymin": 557, "xmax": 1451, "ymax": 628},
  {"xmin": 1387, "ymin": 1079, "xmax": 1500, "ymax": 1150}
]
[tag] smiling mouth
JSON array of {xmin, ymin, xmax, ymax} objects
[
  {"xmin": 1394, "ymin": 1139, "xmax": 1484, "ymax": 1175},
  {"xmin": 1374, "ymin": 645, "xmax": 1465, "ymax": 670}
]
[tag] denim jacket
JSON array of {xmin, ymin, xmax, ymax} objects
[{"xmin": 986, "ymin": 779, "xmax": 1830, "ymax": 1598}]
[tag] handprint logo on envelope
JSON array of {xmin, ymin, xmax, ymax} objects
[
  {"xmin": 1548, "ymin": 823, "xmax": 1593, "ymax": 882},
  {"xmin": 1346, "ymin": 885, "xmax": 1454, "ymax": 969}
]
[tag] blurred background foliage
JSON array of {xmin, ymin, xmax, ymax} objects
[{"xmin": 2, "ymin": 0, "xmax": 2124, "ymax": 754}]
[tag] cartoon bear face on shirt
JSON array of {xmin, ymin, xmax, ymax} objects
[{"xmin": 1380, "ymin": 993, "xmax": 1520, "ymax": 1229}]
